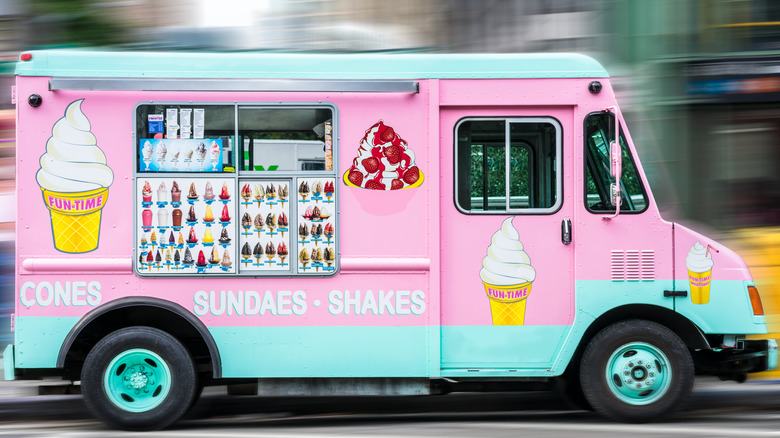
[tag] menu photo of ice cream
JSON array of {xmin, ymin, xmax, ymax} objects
[
  {"xmin": 238, "ymin": 179, "xmax": 291, "ymax": 273},
  {"xmin": 139, "ymin": 138, "xmax": 223, "ymax": 172},
  {"xmin": 297, "ymin": 177, "xmax": 337, "ymax": 274},
  {"xmin": 136, "ymin": 178, "xmax": 235, "ymax": 275}
]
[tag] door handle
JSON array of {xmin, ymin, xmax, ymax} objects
[
  {"xmin": 561, "ymin": 218, "xmax": 572, "ymax": 245},
  {"xmin": 664, "ymin": 290, "xmax": 688, "ymax": 298}
]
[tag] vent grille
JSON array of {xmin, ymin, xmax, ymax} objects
[{"xmin": 611, "ymin": 250, "xmax": 655, "ymax": 281}]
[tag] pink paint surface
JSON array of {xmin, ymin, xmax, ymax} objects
[
  {"xmin": 15, "ymin": 77, "xmax": 434, "ymax": 327},
  {"xmin": 15, "ymin": 75, "xmax": 747, "ymax": 331},
  {"xmin": 674, "ymin": 223, "xmax": 752, "ymax": 282}
]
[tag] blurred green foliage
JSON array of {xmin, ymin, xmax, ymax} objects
[{"xmin": 27, "ymin": 0, "xmax": 128, "ymax": 47}]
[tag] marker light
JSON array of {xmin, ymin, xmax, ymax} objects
[
  {"xmin": 20, "ymin": 53, "xmax": 32, "ymax": 61},
  {"xmin": 748, "ymin": 286, "xmax": 764, "ymax": 316}
]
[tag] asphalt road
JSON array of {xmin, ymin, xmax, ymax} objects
[{"xmin": 0, "ymin": 378, "xmax": 780, "ymax": 436}]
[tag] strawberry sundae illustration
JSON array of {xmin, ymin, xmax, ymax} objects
[{"xmin": 343, "ymin": 121, "xmax": 423, "ymax": 190}]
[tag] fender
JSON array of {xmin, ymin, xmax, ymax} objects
[{"xmin": 57, "ymin": 296, "xmax": 222, "ymax": 378}]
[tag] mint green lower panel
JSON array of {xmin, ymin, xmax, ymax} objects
[
  {"xmin": 575, "ymin": 279, "xmax": 765, "ymax": 334},
  {"xmin": 211, "ymin": 326, "xmax": 430, "ymax": 378},
  {"xmin": 15, "ymin": 316, "xmax": 79, "ymax": 368},
  {"xmin": 3, "ymin": 345, "xmax": 14, "ymax": 380},
  {"xmin": 441, "ymin": 325, "xmax": 568, "ymax": 370},
  {"xmin": 674, "ymin": 280, "xmax": 766, "ymax": 334}
]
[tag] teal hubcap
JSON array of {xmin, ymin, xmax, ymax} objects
[
  {"xmin": 605, "ymin": 342, "xmax": 671, "ymax": 405},
  {"xmin": 103, "ymin": 348, "xmax": 171, "ymax": 413}
]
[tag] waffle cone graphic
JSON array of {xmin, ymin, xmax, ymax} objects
[
  {"xmin": 688, "ymin": 270, "xmax": 712, "ymax": 304},
  {"xmin": 42, "ymin": 187, "xmax": 109, "ymax": 253},
  {"xmin": 484, "ymin": 282, "xmax": 532, "ymax": 325}
]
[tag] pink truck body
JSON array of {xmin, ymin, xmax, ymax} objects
[{"xmin": 8, "ymin": 50, "xmax": 776, "ymax": 429}]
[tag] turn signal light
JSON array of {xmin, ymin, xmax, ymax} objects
[{"xmin": 748, "ymin": 286, "xmax": 764, "ymax": 316}]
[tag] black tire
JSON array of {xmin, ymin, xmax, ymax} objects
[
  {"xmin": 555, "ymin": 373, "xmax": 593, "ymax": 411},
  {"xmin": 81, "ymin": 326, "xmax": 198, "ymax": 431},
  {"xmin": 580, "ymin": 319, "xmax": 694, "ymax": 422}
]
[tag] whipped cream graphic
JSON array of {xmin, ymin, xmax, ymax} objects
[
  {"xmin": 686, "ymin": 241, "xmax": 714, "ymax": 273},
  {"xmin": 196, "ymin": 142, "xmax": 207, "ymax": 159},
  {"xmin": 156, "ymin": 142, "xmax": 167, "ymax": 160},
  {"xmin": 36, "ymin": 99, "xmax": 114, "ymax": 192},
  {"xmin": 209, "ymin": 141, "xmax": 220, "ymax": 160},
  {"xmin": 142, "ymin": 140, "xmax": 153, "ymax": 160},
  {"xmin": 169, "ymin": 143, "xmax": 180, "ymax": 159},
  {"xmin": 479, "ymin": 217, "xmax": 536, "ymax": 286}
]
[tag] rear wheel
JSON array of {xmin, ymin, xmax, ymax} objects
[
  {"xmin": 580, "ymin": 320, "xmax": 694, "ymax": 422},
  {"xmin": 81, "ymin": 327, "xmax": 198, "ymax": 430}
]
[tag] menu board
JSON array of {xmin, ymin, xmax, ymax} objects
[
  {"xmin": 237, "ymin": 180, "xmax": 291, "ymax": 272},
  {"xmin": 296, "ymin": 177, "xmax": 337, "ymax": 274},
  {"xmin": 139, "ymin": 138, "xmax": 223, "ymax": 172},
  {"xmin": 136, "ymin": 177, "xmax": 236, "ymax": 274}
]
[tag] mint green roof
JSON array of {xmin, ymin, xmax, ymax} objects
[{"xmin": 16, "ymin": 50, "xmax": 608, "ymax": 79}]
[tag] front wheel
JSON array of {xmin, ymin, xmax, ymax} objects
[
  {"xmin": 580, "ymin": 320, "xmax": 694, "ymax": 422},
  {"xmin": 81, "ymin": 327, "xmax": 198, "ymax": 431}
]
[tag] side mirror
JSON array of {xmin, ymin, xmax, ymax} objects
[
  {"xmin": 610, "ymin": 139, "xmax": 622, "ymax": 208},
  {"xmin": 610, "ymin": 182, "xmax": 621, "ymax": 208},
  {"xmin": 610, "ymin": 139, "xmax": 622, "ymax": 180}
]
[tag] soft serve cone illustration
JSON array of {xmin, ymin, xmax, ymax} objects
[
  {"xmin": 36, "ymin": 99, "xmax": 114, "ymax": 253},
  {"xmin": 480, "ymin": 217, "xmax": 536, "ymax": 325},
  {"xmin": 686, "ymin": 241, "xmax": 714, "ymax": 304}
]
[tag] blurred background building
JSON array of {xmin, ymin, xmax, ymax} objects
[{"xmin": 1, "ymin": 0, "xmax": 780, "ymax": 369}]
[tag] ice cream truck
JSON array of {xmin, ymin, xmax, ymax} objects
[{"xmin": 8, "ymin": 50, "xmax": 777, "ymax": 430}]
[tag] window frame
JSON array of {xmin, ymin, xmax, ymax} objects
[
  {"xmin": 132, "ymin": 101, "xmax": 340, "ymax": 278},
  {"xmin": 236, "ymin": 103, "xmax": 338, "ymax": 176},
  {"xmin": 454, "ymin": 116, "xmax": 563, "ymax": 215},
  {"xmin": 582, "ymin": 111, "xmax": 649, "ymax": 215}
]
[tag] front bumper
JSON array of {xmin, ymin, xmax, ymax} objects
[
  {"xmin": 694, "ymin": 339, "xmax": 778, "ymax": 380},
  {"xmin": 3, "ymin": 344, "xmax": 13, "ymax": 381}
]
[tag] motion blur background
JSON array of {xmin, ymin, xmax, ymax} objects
[{"xmin": 0, "ymin": 0, "xmax": 779, "ymax": 375}]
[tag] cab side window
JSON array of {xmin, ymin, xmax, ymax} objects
[{"xmin": 455, "ymin": 118, "xmax": 561, "ymax": 214}]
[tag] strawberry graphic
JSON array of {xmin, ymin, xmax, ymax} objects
[
  {"xmin": 362, "ymin": 157, "xmax": 380, "ymax": 173},
  {"xmin": 384, "ymin": 145, "xmax": 401, "ymax": 165},
  {"xmin": 403, "ymin": 166, "xmax": 420, "ymax": 185},
  {"xmin": 380, "ymin": 126, "xmax": 396, "ymax": 143},
  {"xmin": 347, "ymin": 169, "xmax": 364, "ymax": 187},
  {"xmin": 346, "ymin": 121, "xmax": 423, "ymax": 190},
  {"xmin": 365, "ymin": 180, "xmax": 385, "ymax": 190}
]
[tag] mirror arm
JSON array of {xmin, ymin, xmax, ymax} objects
[
  {"xmin": 602, "ymin": 184, "xmax": 620, "ymax": 221},
  {"xmin": 603, "ymin": 106, "xmax": 621, "ymax": 221}
]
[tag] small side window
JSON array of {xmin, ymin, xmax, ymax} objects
[
  {"xmin": 455, "ymin": 118, "xmax": 561, "ymax": 214},
  {"xmin": 584, "ymin": 113, "xmax": 648, "ymax": 213}
]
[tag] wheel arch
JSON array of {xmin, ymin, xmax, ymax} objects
[
  {"xmin": 564, "ymin": 304, "xmax": 709, "ymax": 375},
  {"xmin": 58, "ymin": 297, "xmax": 222, "ymax": 379}
]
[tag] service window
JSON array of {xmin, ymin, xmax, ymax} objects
[
  {"xmin": 584, "ymin": 112, "xmax": 648, "ymax": 213},
  {"xmin": 133, "ymin": 102, "xmax": 338, "ymax": 277},
  {"xmin": 455, "ymin": 118, "xmax": 562, "ymax": 213},
  {"xmin": 238, "ymin": 106, "xmax": 334, "ymax": 172}
]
